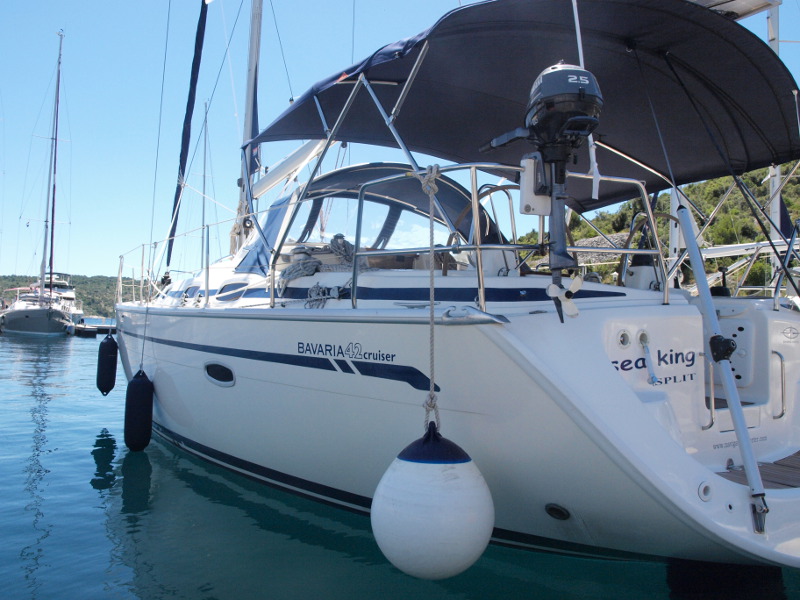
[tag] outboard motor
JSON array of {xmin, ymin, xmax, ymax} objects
[
  {"xmin": 527, "ymin": 62, "xmax": 602, "ymax": 265},
  {"xmin": 482, "ymin": 62, "xmax": 603, "ymax": 320}
]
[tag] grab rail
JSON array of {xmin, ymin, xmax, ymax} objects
[
  {"xmin": 772, "ymin": 350, "xmax": 786, "ymax": 420},
  {"xmin": 566, "ymin": 171, "xmax": 669, "ymax": 306},
  {"xmin": 701, "ymin": 352, "xmax": 715, "ymax": 431},
  {"xmin": 349, "ymin": 164, "xmax": 667, "ymax": 310}
]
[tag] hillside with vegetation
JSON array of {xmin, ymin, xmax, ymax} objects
[{"xmin": 521, "ymin": 163, "xmax": 800, "ymax": 288}]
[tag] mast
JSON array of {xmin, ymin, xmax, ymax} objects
[
  {"xmin": 38, "ymin": 30, "xmax": 64, "ymax": 304},
  {"xmin": 230, "ymin": 0, "xmax": 263, "ymax": 255},
  {"xmin": 49, "ymin": 31, "xmax": 64, "ymax": 293}
]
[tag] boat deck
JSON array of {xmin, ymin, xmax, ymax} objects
[{"xmin": 718, "ymin": 450, "xmax": 800, "ymax": 489}]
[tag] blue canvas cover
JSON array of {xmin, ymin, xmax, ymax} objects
[
  {"xmin": 251, "ymin": 0, "xmax": 800, "ymax": 212},
  {"xmin": 235, "ymin": 194, "xmax": 292, "ymax": 275}
]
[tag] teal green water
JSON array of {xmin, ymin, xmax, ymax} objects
[{"xmin": 2, "ymin": 334, "xmax": 800, "ymax": 599}]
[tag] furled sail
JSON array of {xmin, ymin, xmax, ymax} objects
[{"xmin": 165, "ymin": 0, "xmax": 209, "ymax": 268}]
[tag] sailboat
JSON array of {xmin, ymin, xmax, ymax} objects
[
  {"xmin": 115, "ymin": 0, "xmax": 800, "ymax": 571},
  {"xmin": 1, "ymin": 33, "xmax": 83, "ymax": 337}
]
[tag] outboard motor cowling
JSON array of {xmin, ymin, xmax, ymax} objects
[
  {"xmin": 480, "ymin": 61, "xmax": 604, "ymax": 317},
  {"xmin": 525, "ymin": 63, "xmax": 603, "ymax": 162}
]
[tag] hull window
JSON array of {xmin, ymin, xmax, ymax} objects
[{"xmin": 205, "ymin": 363, "xmax": 235, "ymax": 386}]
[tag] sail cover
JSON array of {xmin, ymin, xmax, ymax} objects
[{"xmin": 251, "ymin": 0, "xmax": 800, "ymax": 212}]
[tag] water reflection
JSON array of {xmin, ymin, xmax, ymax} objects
[
  {"xmin": 90, "ymin": 428, "xmax": 117, "ymax": 490},
  {"xmin": 120, "ymin": 450, "xmax": 152, "ymax": 516},
  {"xmin": 10, "ymin": 337, "xmax": 71, "ymax": 595},
  {"xmin": 92, "ymin": 436, "xmax": 800, "ymax": 600},
  {"xmin": 102, "ymin": 440, "xmax": 405, "ymax": 599}
]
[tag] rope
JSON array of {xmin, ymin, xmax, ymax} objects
[
  {"xmin": 639, "ymin": 335, "xmax": 660, "ymax": 385},
  {"xmin": 415, "ymin": 165, "xmax": 441, "ymax": 431},
  {"xmin": 305, "ymin": 282, "xmax": 329, "ymax": 308},
  {"xmin": 276, "ymin": 255, "xmax": 321, "ymax": 296},
  {"xmin": 330, "ymin": 233, "xmax": 355, "ymax": 263}
]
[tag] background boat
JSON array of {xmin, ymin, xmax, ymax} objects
[{"xmin": 1, "ymin": 34, "xmax": 79, "ymax": 337}]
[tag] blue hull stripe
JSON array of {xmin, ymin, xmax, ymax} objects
[
  {"xmin": 168, "ymin": 285, "xmax": 625, "ymax": 303},
  {"xmin": 351, "ymin": 360, "xmax": 438, "ymax": 392},
  {"xmin": 334, "ymin": 359, "xmax": 354, "ymax": 373},
  {"xmin": 354, "ymin": 287, "xmax": 625, "ymax": 302},
  {"xmin": 123, "ymin": 330, "xmax": 437, "ymax": 391},
  {"xmin": 127, "ymin": 330, "xmax": 336, "ymax": 371}
]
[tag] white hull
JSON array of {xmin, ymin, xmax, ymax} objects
[
  {"xmin": 113, "ymin": 0, "xmax": 800, "ymax": 572},
  {"xmin": 116, "ymin": 278, "xmax": 800, "ymax": 566}
]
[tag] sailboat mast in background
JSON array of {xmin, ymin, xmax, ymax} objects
[{"xmin": 39, "ymin": 30, "xmax": 64, "ymax": 304}]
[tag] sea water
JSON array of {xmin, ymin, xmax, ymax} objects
[{"xmin": 2, "ymin": 334, "xmax": 800, "ymax": 600}]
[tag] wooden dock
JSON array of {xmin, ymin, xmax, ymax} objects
[{"xmin": 74, "ymin": 324, "xmax": 116, "ymax": 338}]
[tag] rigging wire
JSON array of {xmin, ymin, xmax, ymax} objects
[
  {"xmin": 219, "ymin": 0, "xmax": 242, "ymax": 137},
  {"xmin": 148, "ymin": 0, "xmax": 173, "ymax": 277},
  {"xmin": 151, "ymin": 0, "xmax": 246, "ymax": 281},
  {"xmin": 344, "ymin": 0, "xmax": 356, "ymax": 166},
  {"xmin": 631, "ymin": 49, "xmax": 678, "ymax": 192},
  {"xmin": 268, "ymin": 0, "xmax": 294, "ymax": 102},
  {"xmin": 205, "ymin": 134, "xmax": 224, "ymax": 259},
  {"xmin": 139, "ymin": 0, "xmax": 175, "ymax": 369},
  {"xmin": 15, "ymin": 57, "xmax": 62, "ymax": 275},
  {"xmin": 794, "ymin": 90, "xmax": 800, "ymax": 141},
  {"xmin": 351, "ymin": 0, "xmax": 356, "ymax": 64},
  {"xmin": 62, "ymin": 81, "xmax": 74, "ymax": 275},
  {"xmin": 663, "ymin": 52, "xmax": 800, "ymax": 298},
  {"xmin": 631, "ymin": 47, "xmax": 706, "ymax": 222}
]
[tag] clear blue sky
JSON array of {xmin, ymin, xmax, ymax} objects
[{"xmin": 1, "ymin": 0, "xmax": 798, "ymax": 277}]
